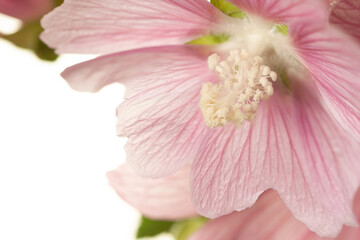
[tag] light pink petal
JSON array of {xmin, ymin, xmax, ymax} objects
[
  {"xmin": 329, "ymin": 0, "xmax": 360, "ymax": 44},
  {"xmin": 41, "ymin": 0, "xmax": 221, "ymax": 54},
  {"xmin": 62, "ymin": 46, "xmax": 214, "ymax": 177},
  {"xmin": 108, "ymin": 163, "xmax": 197, "ymax": 220},
  {"xmin": 0, "ymin": 0, "xmax": 51, "ymax": 21},
  {"xmin": 191, "ymin": 86, "xmax": 360, "ymax": 237},
  {"xmin": 189, "ymin": 189, "xmax": 360, "ymax": 240},
  {"xmin": 229, "ymin": 0, "xmax": 328, "ymax": 34},
  {"xmin": 189, "ymin": 191, "xmax": 308, "ymax": 240},
  {"xmin": 334, "ymin": 189, "xmax": 360, "ymax": 240},
  {"xmin": 295, "ymin": 27, "xmax": 360, "ymax": 143},
  {"xmin": 188, "ymin": 191, "xmax": 289, "ymax": 240}
]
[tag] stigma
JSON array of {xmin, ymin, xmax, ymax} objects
[{"xmin": 200, "ymin": 49, "xmax": 277, "ymax": 128}]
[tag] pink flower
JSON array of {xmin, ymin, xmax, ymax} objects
[
  {"xmin": 0, "ymin": 0, "xmax": 52, "ymax": 21},
  {"xmin": 41, "ymin": 0, "xmax": 360, "ymax": 237}
]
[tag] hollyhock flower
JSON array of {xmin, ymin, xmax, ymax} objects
[
  {"xmin": 41, "ymin": 0, "xmax": 360, "ymax": 237},
  {"xmin": 0, "ymin": 0, "xmax": 52, "ymax": 21}
]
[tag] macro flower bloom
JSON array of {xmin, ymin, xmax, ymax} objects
[
  {"xmin": 0, "ymin": 0, "xmax": 52, "ymax": 21},
  {"xmin": 41, "ymin": 0, "xmax": 360, "ymax": 237}
]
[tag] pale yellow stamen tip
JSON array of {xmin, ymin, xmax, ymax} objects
[
  {"xmin": 208, "ymin": 54, "xmax": 220, "ymax": 70},
  {"xmin": 200, "ymin": 49, "xmax": 277, "ymax": 128}
]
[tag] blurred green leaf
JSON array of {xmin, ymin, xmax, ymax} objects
[
  {"xmin": 0, "ymin": 0, "xmax": 62, "ymax": 61},
  {"xmin": 171, "ymin": 217, "xmax": 208, "ymax": 240},
  {"xmin": 276, "ymin": 24, "xmax": 289, "ymax": 36},
  {"xmin": 34, "ymin": 39, "xmax": 58, "ymax": 61},
  {"xmin": 2, "ymin": 21, "xmax": 58, "ymax": 61},
  {"xmin": 53, "ymin": 0, "xmax": 64, "ymax": 7},
  {"xmin": 136, "ymin": 216, "xmax": 175, "ymax": 239},
  {"xmin": 187, "ymin": 34, "xmax": 229, "ymax": 45},
  {"xmin": 3, "ymin": 21, "xmax": 40, "ymax": 49},
  {"xmin": 211, "ymin": 0, "xmax": 246, "ymax": 18}
]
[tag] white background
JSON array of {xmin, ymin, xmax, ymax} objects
[{"xmin": 0, "ymin": 14, "xmax": 172, "ymax": 240}]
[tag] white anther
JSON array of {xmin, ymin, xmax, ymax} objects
[
  {"xmin": 208, "ymin": 54, "xmax": 220, "ymax": 70},
  {"xmin": 224, "ymin": 79, "xmax": 233, "ymax": 88},
  {"xmin": 245, "ymin": 88, "xmax": 252, "ymax": 96},
  {"xmin": 238, "ymin": 94, "xmax": 246, "ymax": 102},
  {"xmin": 253, "ymin": 56, "xmax": 263, "ymax": 65},
  {"xmin": 262, "ymin": 66, "xmax": 271, "ymax": 76},
  {"xmin": 270, "ymin": 71, "xmax": 277, "ymax": 81},
  {"xmin": 227, "ymin": 55, "xmax": 235, "ymax": 62},
  {"xmin": 215, "ymin": 65, "xmax": 225, "ymax": 75},
  {"xmin": 248, "ymin": 78, "xmax": 255, "ymax": 87},
  {"xmin": 260, "ymin": 77, "xmax": 269, "ymax": 87},
  {"xmin": 249, "ymin": 66, "xmax": 258, "ymax": 78},
  {"xmin": 220, "ymin": 61, "xmax": 232, "ymax": 73},
  {"xmin": 201, "ymin": 49, "xmax": 278, "ymax": 128},
  {"xmin": 234, "ymin": 54, "xmax": 242, "ymax": 66},
  {"xmin": 241, "ymin": 49, "xmax": 249, "ymax": 58}
]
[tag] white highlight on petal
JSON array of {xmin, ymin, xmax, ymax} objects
[{"xmin": 200, "ymin": 49, "xmax": 277, "ymax": 128}]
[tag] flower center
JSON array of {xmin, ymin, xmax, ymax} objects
[
  {"xmin": 195, "ymin": 9, "xmax": 301, "ymax": 128},
  {"xmin": 200, "ymin": 49, "xmax": 277, "ymax": 128}
]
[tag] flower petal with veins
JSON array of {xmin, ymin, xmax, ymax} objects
[
  {"xmin": 189, "ymin": 189, "xmax": 360, "ymax": 240},
  {"xmin": 62, "ymin": 46, "xmax": 215, "ymax": 177},
  {"xmin": 191, "ymin": 86, "xmax": 360, "ymax": 237},
  {"xmin": 108, "ymin": 163, "xmax": 197, "ymax": 220},
  {"xmin": 296, "ymin": 27, "xmax": 360, "ymax": 143},
  {"xmin": 229, "ymin": 0, "xmax": 328, "ymax": 32},
  {"xmin": 330, "ymin": 0, "xmax": 360, "ymax": 44},
  {"xmin": 41, "ymin": 0, "xmax": 222, "ymax": 54}
]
